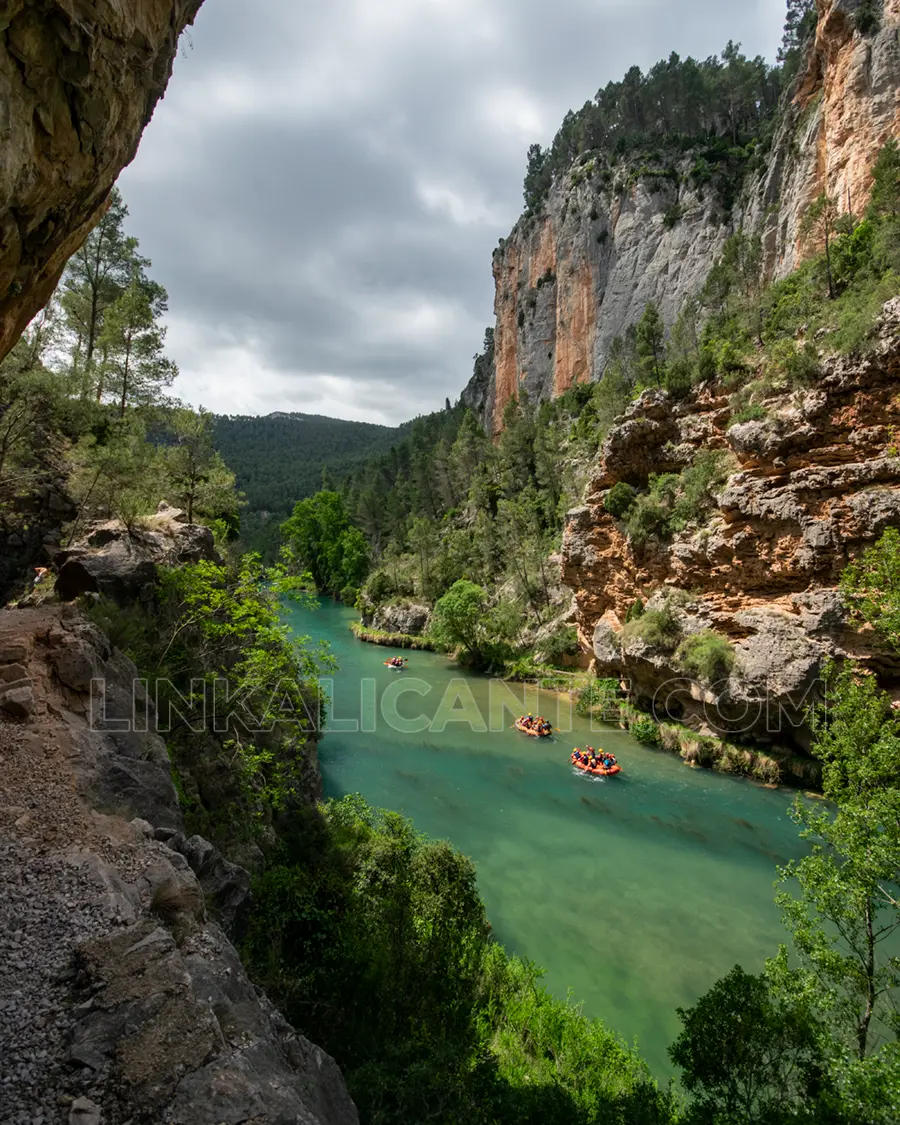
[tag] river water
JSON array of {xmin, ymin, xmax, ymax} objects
[{"xmin": 283, "ymin": 597, "xmax": 804, "ymax": 1079}]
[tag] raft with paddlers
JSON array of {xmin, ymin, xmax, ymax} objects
[
  {"xmin": 384, "ymin": 657, "xmax": 408, "ymax": 670},
  {"xmin": 571, "ymin": 747, "xmax": 621, "ymax": 777},
  {"xmin": 515, "ymin": 714, "xmax": 552, "ymax": 738}
]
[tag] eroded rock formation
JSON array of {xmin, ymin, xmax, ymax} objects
[
  {"xmin": 467, "ymin": 0, "xmax": 900, "ymax": 434},
  {"xmin": 0, "ymin": 0, "xmax": 204, "ymax": 361},
  {"xmin": 561, "ymin": 299, "xmax": 900, "ymax": 753},
  {"xmin": 0, "ymin": 604, "xmax": 358, "ymax": 1125},
  {"xmin": 54, "ymin": 504, "xmax": 219, "ymax": 605}
]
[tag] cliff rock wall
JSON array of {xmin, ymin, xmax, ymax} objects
[
  {"xmin": 473, "ymin": 0, "xmax": 900, "ymax": 434},
  {"xmin": 0, "ymin": 602, "xmax": 359, "ymax": 1125},
  {"xmin": 561, "ymin": 299, "xmax": 900, "ymax": 753},
  {"xmin": 0, "ymin": 0, "xmax": 204, "ymax": 361}
]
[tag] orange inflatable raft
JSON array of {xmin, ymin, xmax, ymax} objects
[
  {"xmin": 515, "ymin": 719, "xmax": 552, "ymax": 738},
  {"xmin": 571, "ymin": 751, "xmax": 621, "ymax": 777}
]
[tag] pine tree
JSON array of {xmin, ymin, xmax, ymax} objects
[
  {"xmin": 800, "ymin": 194, "xmax": 839, "ymax": 299},
  {"xmin": 60, "ymin": 188, "xmax": 146, "ymax": 396},
  {"xmin": 869, "ymin": 139, "xmax": 900, "ymax": 219},
  {"xmin": 164, "ymin": 408, "xmax": 238, "ymax": 524},
  {"xmin": 635, "ymin": 303, "xmax": 666, "ymax": 386},
  {"xmin": 98, "ymin": 278, "xmax": 176, "ymax": 414}
]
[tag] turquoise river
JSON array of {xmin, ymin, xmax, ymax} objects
[{"xmin": 284, "ymin": 597, "xmax": 806, "ymax": 1079}]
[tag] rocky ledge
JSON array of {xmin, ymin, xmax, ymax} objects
[
  {"xmin": 562, "ymin": 299, "xmax": 900, "ymax": 754},
  {"xmin": 53, "ymin": 504, "xmax": 219, "ymax": 606},
  {"xmin": 0, "ymin": 605, "xmax": 358, "ymax": 1125}
]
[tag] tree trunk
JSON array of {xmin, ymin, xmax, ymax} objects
[
  {"xmin": 119, "ymin": 334, "xmax": 132, "ymax": 416},
  {"xmin": 857, "ymin": 898, "xmax": 876, "ymax": 1059},
  {"xmin": 86, "ymin": 229, "xmax": 105, "ymax": 382}
]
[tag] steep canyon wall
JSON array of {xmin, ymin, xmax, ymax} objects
[{"xmin": 466, "ymin": 0, "xmax": 900, "ymax": 435}]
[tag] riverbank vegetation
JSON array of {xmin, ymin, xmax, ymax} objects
[
  {"xmin": 237, "ymin": 530, "xmax": 900, "ymax": 1125},
  {"xmin": 243, "ymin": 795, "xmax": 677, "ymax": 1125},
  {"xmin": 279, "ymin": 377, "xmax": 600, "ymax": 675}
]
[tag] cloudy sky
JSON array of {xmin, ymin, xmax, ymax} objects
[{"xmin": 118, "ymin": 0, "xmax": 786, "ymax": 425}]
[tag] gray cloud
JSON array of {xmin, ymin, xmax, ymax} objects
[{"xmin": 117, "ymin": 0, "xmax": 786, "ymax": 423}]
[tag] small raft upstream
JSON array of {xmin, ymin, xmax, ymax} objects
[{"xmin": 515, "ymin": 717, "xmax": 552, "ymax": 738}]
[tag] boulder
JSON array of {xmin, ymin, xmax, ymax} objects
[
  {"xmin": 372, "ymin": 600, "xmax": 431, "ymax": 636},
  {"xmin": 55, "ymin": 547, "xmax": 159, "ymax": 604},
  {"xmin": 592, "ymin": 620, "xmax": 622, "ymax": 672},
  {"xmin": 164, "ymin": 832, "xmax": 253, "ymax": 939},
  {"xmin": 0, "ymin": 662, "xmax": 28, "ymax": 683},
  {"xmin": 70, "ymin": 916, "xmax": 358, "ymax": 1125},
  {"xmin": 0, "ymin": 683, "xmax": 33, "ymax": 719},
  {"xmin": 55, "ymin": 520, "xmax": 218, "ymax": 605}
]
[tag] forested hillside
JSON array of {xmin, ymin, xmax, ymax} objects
[{"xmin": 214, "ymin": 412, "xmax": 406, "ymax": 557}]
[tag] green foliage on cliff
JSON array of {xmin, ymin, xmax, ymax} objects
[
  {"xmin": 0, "ymin": 195, "xmax": 245, "ymax": 597},
  {"xmin": 522, "ymin": 40, "xmax": 786, "ymax": 214},
  {"xmin": 670, "ymin": 532, "xmax": 900, "ymax": 1123},
  {"xmin": 622, "ymin": 601, "xmax": 682, "ymax": 651},
  {"xmin": 620, "ymin": 451, "xmax": 733, "ymax": 546},
  {"xmin": 244, "ymin": 794, "xmax": 677, "ymax": 1125},
  {"xmin": 690, "ymin": 143, "xmax": 900, "ymax": 394},
  {"xmin": 87, "ymin": 553, "xmax": 333, "ymax": 849},
  {"xmin": 676, "ymin": 630, "xmax": 736, "ymax": 685},
  {"xmin": 841, "ymin": 525, "xmax": 900, "ymax": 644}
]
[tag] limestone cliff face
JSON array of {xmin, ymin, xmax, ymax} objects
[
  {"xmin": 472, "ymin": 0, "xmax": 900, "ymax": 434},
  {"xmin": 747, "ymin": 0, "xmax": 900, "ymax": 277},
  {"xmin": 561, "ymin": 299, "xmax": 900, "ymax": 754},
  {"xmin": 485, "ymin": 175, "xmax": 724, "ymax": 436},
  {"xmin": 0, "ymin": 0, "xmax": 204, "ymax": 361}
]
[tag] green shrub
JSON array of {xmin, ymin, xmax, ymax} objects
[
  {"xmin": 604, "ymin": 481, "xmax": 638, "ymax": 518},
  {"xmin": 630, "ymin": 715, "xmax": 660, "ymax": 745},
  {"xmin": 663, "ymin": 203, "xmax": 685, "ymax": 229},
  {"xmin": 624, "ymin": 452, "xmax": 732, "ymax": 544},
  {"xmin": 730, "ymin": 403, "xmax": 766, "ymax": 424},
  {"xmin": 540, "ymin": 625, "xmax": 580, "ymax": 665},
  {"xmin": 624, "ymin": 597, "xmax": 645, "ymax": 623},
  {"xmin": 363, "ymin": 569, "xmax": 395, "ymax": 608},
  {"xmin": 668, "ymin": 450, "xmax": 732, "ymax": 533},
  {"xmin": 855, "ymin": 1, "xmax": 881, "ymax": 34},
  {"xmin": 339, "ymin": 584, "xmax": 359, "ymax": 607},
  {"xmin": 676, "ymin": 629, "xmax": 736, "ymax": 684},
  {"xmin": 766, "ymin": 338, "xmax": 820, "ymax": 387},
  {"xmin": 663, "ymin": 357, "xmax": 695, "ymax": 397},
  {"xmin": 576, "ymin": 677, "xmax": 622, "ymax": 717},
  {"xmin": 623, "ymin": 602, "xmax": 682, "ymax": 651},
  {"xmin": 624, "ymin": 487, "xmax": 672, "ymax": 545}
]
